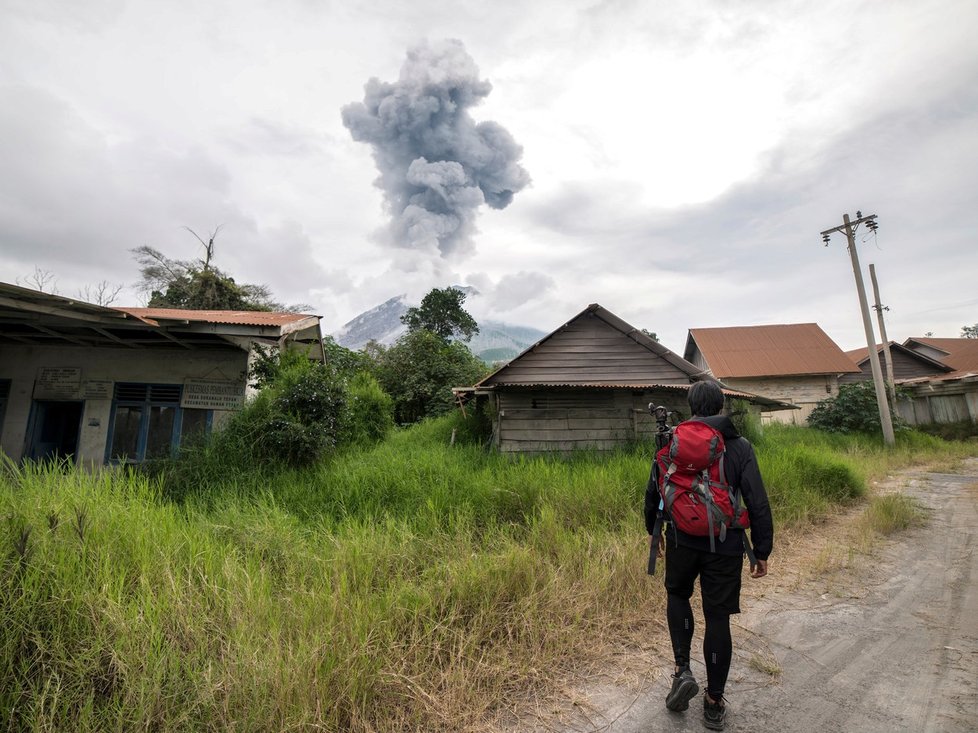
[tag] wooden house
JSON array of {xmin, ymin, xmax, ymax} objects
[
  {"xmin": 841, "ymin": 342, "xmax": 952, "ymax": 386},
  {"xmin": 895, "ymin": 338, "xmax": 978, "ymax": 424},
  {"xmin": 684, "ymin": 323, "xmax": 860, "ymax": 425},
  {"xmin": 455, "ymin": 304, "xmax": 792, "ymax": 454}
]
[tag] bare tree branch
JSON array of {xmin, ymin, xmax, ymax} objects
[
  {"xmin": 78, "ymin": 281, "xmax": 124, "ymax": 306},
  {"xmin": 17, "ymin": 267, "xmax": 59, "ymax": 294},
  {"xmin": 183, "ymin": 224, "xmax": 223, "ymax": 272}
]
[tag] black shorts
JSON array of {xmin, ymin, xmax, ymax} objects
[{"xmin": 664, "ymin": 542, "xmax": 743, "ymax": 615}]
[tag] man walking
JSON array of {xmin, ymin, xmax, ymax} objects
[{"xmin": 645, "ymin": 380, "xmax": 774, "ymax": 730}]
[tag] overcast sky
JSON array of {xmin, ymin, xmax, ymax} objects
[{"xmin": 2, "ymin": 0, "xmax": 976, "ymax": 353}]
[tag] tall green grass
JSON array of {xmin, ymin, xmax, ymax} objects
[{"xmin": 1, "ymin": 419, "xmax": 974, "ymax": 731}]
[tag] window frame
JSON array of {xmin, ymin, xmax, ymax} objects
[
  {"xmin": 0, "ymin": 380, "xmax": 10, "ymax": 441},
  {"xmin": 105, "ymin": 383, "xmax": 213, "ymax": 464}
]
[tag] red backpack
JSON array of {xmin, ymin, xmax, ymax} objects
[{"xmin": 655, "ymin": 420, "xmax": 749, "ymax": 552}]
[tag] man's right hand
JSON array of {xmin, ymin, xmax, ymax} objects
[{"xmin": 750, "ymin": 559, "xmax": 768, "ymax": 578}]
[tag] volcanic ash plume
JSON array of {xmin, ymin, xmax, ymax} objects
[{"xmin": 342, "ymin": 39, "xmax": 530, "ymax": 257}]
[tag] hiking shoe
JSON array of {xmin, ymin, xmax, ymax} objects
[
  {"xmin": 665, "ymin": 667, "xmax": 699, "ymax": 712},
  {"xmin": 703, "ymin": 695, "xmax": 727, "ymax": 730}
]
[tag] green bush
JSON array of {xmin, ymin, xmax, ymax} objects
[
  {"xmin": 341, "ymin": 372, "xmax": 394, "ymax": 446},
  {"xmin": 808, "ymin": 382, "xmax": 904, "ymax": 435},
  {"xmin": 370, "ymin": 330, "xmax": 489, "ymax": 424}
]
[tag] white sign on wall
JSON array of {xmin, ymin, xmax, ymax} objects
[
  {"xmin": 180, "ymin": 380, "xmax": 245, "ymax": 410},
  {"xmin": 33, "ymin": 367, "xmax": 82, "ymax": 399},
  {"xmin": 83, "ymin": 380, "xmax": 112, "ymax": 400}
]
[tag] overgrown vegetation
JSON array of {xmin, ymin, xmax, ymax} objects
[
  {"xmin": 860, "ymin": 493, "xmax": 924, "ymax": 535},
  {"xmin": 1, "ymin": 419, "xmax": 974, "ymax": 732},
  {"xmin": 913, "ymin": 419, "xmax": 978, "ymax": 442},
  {"xmin": 368, "ymin": 330, "xmax": 489, "ymax": 424},
  {"xmin": 131, "ymin": 229, "xmax": 309, "ymax": 312},
  {"xmin": 807, "ymin": 381, "xmax": 908, "ymax": 434}
]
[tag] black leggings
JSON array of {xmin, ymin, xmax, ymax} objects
[{"xmin": 666, "ymin": 593, "xmax": 732, "ymax": 699}]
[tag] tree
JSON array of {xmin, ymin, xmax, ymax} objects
[
  {"xmin": 369, "ymin": 330, "xmax": 488, "ymax": 423},
  {"xmin": 78, "ymin": 281, "xmax": 123, "ymax": 306},
  {"xmin": 17, "ymin": 267, "xmax": 58, "ymax": 293},
  {"xmin": 962, "ymin": 323, "xmax": 978, "ymax": 339},
  {"xmin": 641, "ymin": 328, "xmax": 659, "ymax": 342},
  {"xmin": 132, "ymin": 228, "xmax": 310, "ymax": 312},
  {"xmin": 401, "ymin": 287, "xmax": 479, "ymax": 342}
]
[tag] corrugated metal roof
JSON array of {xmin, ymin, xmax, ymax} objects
[
  {"xmin": 906, "ymin": 337, "xmax": 978, "ymax": 373},
  {"xmin": 688, "ymin": 323, "xmax": 860, "ymax": 378},
  {"xmin": 117, "ymin": 307, "xmax": 316, "ymax": 328},
  {"xmin": 846, "ymin": 342, "xmax": 952, "ymax": 373},
  {"xmin": 457, "ymin": 381, "xmax": 796, "ymax": 409}
]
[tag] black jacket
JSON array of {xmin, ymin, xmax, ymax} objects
[{"xmin": 644, "ymin": 415, "xmax": 774, "ymax": 561}]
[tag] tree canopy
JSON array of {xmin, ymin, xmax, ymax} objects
[
  {"xmin": 962, "ymin": 323, "xmax": 978, "ymax": 339},
  {"xmin": 132, "ymin": 231, "xmax": 308, "ymax": 312},
  {"xmin": 368, "ymin": 330, "xmax": 488, "ymax": 424},
  {"xmin": 400, "ymin": 287, "xmax": 479, "ymax": 342}
]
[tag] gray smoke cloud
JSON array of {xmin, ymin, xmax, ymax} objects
[{"xmin": 342, "ymin": 39, "xmax": 530, "ymax": 257}]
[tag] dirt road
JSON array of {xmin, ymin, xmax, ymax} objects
[{"xmin": 544, "ymin": 459, "xmax": 978, "ymax": 733}]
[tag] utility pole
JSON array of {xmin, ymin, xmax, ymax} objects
[
  {"xmin": 869, "ymin": 263, "xmax": 897, "ymax": 407},
  {"xmin": 820, "ymin": 212, "xmax": 895, "ymax": 446}
]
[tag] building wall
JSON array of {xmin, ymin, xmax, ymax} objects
[
  {"xmin": 899, "ymin": 382, "xmax": 978, "ymax": 425},
  {"xmin": 0, "ymin": 344, "xmax": 247, "ymax": 465},
  {"xmin": 489, "ymin": 389, "xmax": 776, "ymax": 454},
  {"xmin": 721, "ymin": 375, "xmax": 836, "ymax": 426},
  {"xmin": 494, "ymin": 389, "xmax": 691, "ymax": 453}
]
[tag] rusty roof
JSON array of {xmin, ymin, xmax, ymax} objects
[
  {"xmin": 456, "ymin": 381, "xmax": 796, "ymax": 410},
  {"xmin": 117, "ymin": 307, "xmax": 317, "ymax": 328},
  {"xmin": 687, "ymin": 323, "xmax": 860, "ymax": 378},
  {"xmin": 845, "ymin": 342, "xmax": 952, "ymax": 374},
  {"xmin": 904, "ymin": 337, "xmax": 978, "ymax": 372}
]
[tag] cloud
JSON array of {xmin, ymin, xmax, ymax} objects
[{"xmin": 341, "ymin": 39, "xmax": 530, "ymax": 257}]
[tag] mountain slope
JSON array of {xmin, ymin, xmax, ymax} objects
[{"xmin": 332, "ymin": 295, "xmax": 546, "ymax": 363}]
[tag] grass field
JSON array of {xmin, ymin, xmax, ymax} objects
[{"xmin": 2, "ymin": 417, "xmax": 974, "ymax": 732}]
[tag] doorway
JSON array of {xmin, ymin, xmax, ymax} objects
[{"xmin": 26, "ymin": 401, "xmax": 83, "ymax": 463}]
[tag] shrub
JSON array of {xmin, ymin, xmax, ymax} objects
[
  {"xmin": 341, "ymin": 372, "xmax": 395, "ymax": 446},
  {"xmin": 190, "ymin": 354, "xmax": 347, "ymax": 474},
  {"xmin": 371, "ymin": 330, "xmax": 489, "ymax": 424},
  {"xmin": 808, "ymin": 382, "xmax": 904, "ymax": 435}
]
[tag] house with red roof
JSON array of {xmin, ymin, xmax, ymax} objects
[
  {"xmin": 683, "ymin": 323, "xmax": 860, "ymax": 425},
  {"xmin": 0, "ymin": 282, "xmax": 324, "ymax": 466}
]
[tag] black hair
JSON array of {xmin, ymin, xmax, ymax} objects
[{"xmin": 688, "ymin": 380, "xmax": 724, "ymax": 417}]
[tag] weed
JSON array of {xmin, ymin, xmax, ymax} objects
[
  {"xmin": 748, "ymin": 653, "xmax": 782, "ymax": 677},
  {"xmin": 0, "ymin": 418, "xmax": 973, "ymax": 731},
  {"xmin": 860, "ymin": 494, "xmax": 923, "ymax": 535}
]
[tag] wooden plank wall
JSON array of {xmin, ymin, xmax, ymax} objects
[
  {"xmin": 496, "ymin": 389, "xmax": 689, "ymax": 454},
  {"xmin": 491, "ymin": 312, "xmax": 690, "ymax": 385}
]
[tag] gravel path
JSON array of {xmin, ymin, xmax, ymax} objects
[{"xmin": 536, "ymin": 459, "xmax": 978, "ymax": 733}]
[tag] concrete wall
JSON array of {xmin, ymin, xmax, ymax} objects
[
  {"xmin": 721, "ymin": 375, "xmax": 837, "ymax": 426},
  {"xmin": 0, "ymin": 344, "xmax": 248, "ymax": 466}
]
